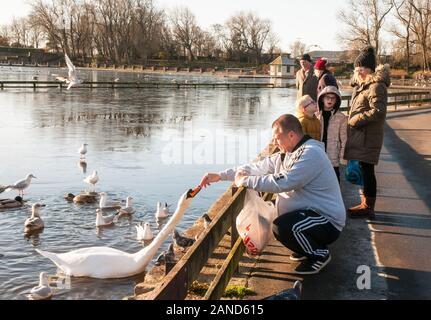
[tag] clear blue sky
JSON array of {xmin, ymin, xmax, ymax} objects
[{"xmin": 0, "ymin": 0, "xmax": 347, "ymax": 51}]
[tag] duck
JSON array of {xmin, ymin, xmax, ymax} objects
[
  {"xmin": 78, "ymin": 143, "xmax": 88, "ymax": 159},
  {"xmin": 83, "ymin": 170, "xmax": 98, "ymax": 191},
  {"xmin": 26, "ymin": 272, "xmax": 52, "ymax": 300},
  {"xmin": 99, "ymin": 192, "xmax": 121, "ymax": 209},
  {"xmin": 155, "ymin": 202, "xmax": 169, "ymax": 220},
  {"xmin": 35, "ymin": 186, "xmax": 201, "ymax": 279},
  {"xmin": 172, "ymin": 228, "xmax": 195, "ymax": 250},
  {"xmin": 24, "ymin": 203, "xmax": 45, "ymax": 233},
  {"xmin": 155, "ymin": 243, "xmax": 175, "ymax": 266},
  {"xmin": 73, "ymin": 193, "xmax": 97, "ymax": 204},
  {"xmin": 95, "ymin": 209, "xmax": 117, "ymax": 227},
  {"xmin": 0, "ymin": 196, "xmax": 24, "ymax": 209},
  {"xmin": 64, "ymin": 193, "xmax": 75, "ymax": 202},
  {"xmin": 136, "ymin": 222, "xmax": 153, "ymax": 241},
  {"xmin": 6, "ymin": 174, "xmax": 36, "ymax": 197},
  {"xmin": 117, "ymin": 196, "xmax": 135, "ymax": 218}
]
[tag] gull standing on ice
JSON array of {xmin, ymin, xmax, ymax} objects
[
  {"xmin": 6, "ymin": 174, "xmax": 36, "ymax": 198},
  {"xmin": 78, "ymin": 143, "xmax": 88, "ymax": 159}
]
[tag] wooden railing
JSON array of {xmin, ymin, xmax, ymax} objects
[
  {"xmin": 146, "ymin": 144, "xmax": 278, "ymax": 300},
  {"xmin": 340, "ymin": 90, "xmax": 431, "ymax": 112}
]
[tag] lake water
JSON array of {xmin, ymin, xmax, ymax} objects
[{"xmin": 0, "ymin": 66, "xmax": 297, "ymax": 299}]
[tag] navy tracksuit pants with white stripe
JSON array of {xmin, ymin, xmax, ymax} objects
[{"xmin": 272, "ymin": 210, "xmax": 340, "ymax": 261}]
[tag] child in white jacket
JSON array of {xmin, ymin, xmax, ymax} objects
[{"xmin": 317, "ymin": 86, "xmax": 347, "ymax": 183}]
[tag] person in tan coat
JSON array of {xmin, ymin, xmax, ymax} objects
[
  {"xmin": 296, "ymin": 95, "xmax": 321, "ymax": 141},
  {"xmin": 317, "ymin": 86, "xmax": 347, "ymax": 183},
  {"xmin": 296, "ymin": 54, "xmax": 318, "ymax": 101},
  {"xmin": 344, "ymin": 46, "xmax": 390, "ymax": 219}
]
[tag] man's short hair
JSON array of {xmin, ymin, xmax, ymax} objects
[{"xmin": 272, "ymin": 114, "xmax": 303, "ymax": 134}]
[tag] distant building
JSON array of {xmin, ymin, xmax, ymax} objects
[
  {"xmin": 308, "ymin": 50, "xmax": 358, "ymax": 64},
  {"xmin": 269, "ymin": 55, "xmax": 295, "ymax": 78}
]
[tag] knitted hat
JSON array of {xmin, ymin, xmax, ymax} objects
[
  {"xmin": 314, "ymin": 58, "xmax": 327, "ymax": 70},
  {"xmin": 300, "ymin": 54, "xmax": 312, "ymax": 63},
  {"xmin": 354, "ymin": 46, "xmax": 376, "ymax": 72}
]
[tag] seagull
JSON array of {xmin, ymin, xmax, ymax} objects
[
  {"xmin": 136, "ymin": 222, "xmax": 153, "ymax": 241},
  {"xmin": 172, "ymin": 228, "xmax": 195, "ymax": 250},
  {"xmin": 155, "ymin": 202, "xmax": 169, "ymax": 220},
  {"xmin": 83, "ymin": 170, "xmax": 98, "ymax": 191},
  {"xmin": 114, "ymin": 78, "xmax": 120, "ymax": 82},
  {"xmin": 64, "ymin": 53, "xmax": 83, "ymax": 90},
  {"xmin": 155, "ymin": 243, "xmax": 175, "ymax": 266},
  {"xmin": 99, "ymin": 192, "xmax": 121, "ymax": 209},
  {"xmin": 6, "ymin": 174, "xmax": 36, "ymax": 197},
  {"xmin": 264, "ymin": 281, "xmax": 302, "ymax": 300},
  {"xmin": 95, "ymin": 208, "xmax": 117, "ymax": 227},
  {"xmin": 117, "ymin": 196, "xmax": 135, "ymax": 217},
  {"xmin": 78, "ymin": 143, "xmax": 88, "ymax": 159},
  {"xmin": 24, "ymin": 203, "xmax": 45, "ymax": 233},
  {"xmin": 27, "ymin": 272, "xmax": 53, "ymax": 300}
]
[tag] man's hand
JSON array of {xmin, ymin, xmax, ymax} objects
[
  {"xmin": 199, "ymin": 173, "xmax": 221, "ymax": 188},
  {"xmin": 235, "ymin": 170, "xmax": 249, "ymax": 188}
]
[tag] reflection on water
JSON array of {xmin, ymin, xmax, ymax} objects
[{"xmin": 0, "ymin": 67, "xmax": 297, "ymax": 300}]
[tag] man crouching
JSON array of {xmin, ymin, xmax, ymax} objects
[{"xmin": 199, "ymin": 114, "xmax": 346, "ymax": 274}]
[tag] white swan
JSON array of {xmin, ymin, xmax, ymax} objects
[
  {"xmin": 24, "ymin": 203, "xmax": 45, "ymax": 233},
  {"xmin": 35, "ymin": 187, "xmax": 201, "ymax": 279},
  {"xmin": 136, "ymin": 222, "xmax": 153, "ymax": 241},
  {"xmin": 95, "ymin": 209, "xmax": 117, "ymax": 227},
  {"xmin": 6, "ymin": 174, "xmax": 36, "ymax": 197},
  {"xmin": 78, "ymin": 143, "xmax": 88, "ymax": 159},
  {"xmin": 155, "ymin": 202, "xmax": 169, "ymax": 219},
  {"xmin": 99, "ymin": 192, "xmax": 121, "ymax": 209},
  {"xmin": 27, "ymin": 272, "xmax": 52, "ymax": 300},
  {"xmin": 83, "ymin": 170, "xmax": 98, "ymax": 191}
]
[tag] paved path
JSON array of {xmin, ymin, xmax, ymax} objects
[{"xmin": 246, "ymin": 108, "xmax": 431, "ymax": 300}]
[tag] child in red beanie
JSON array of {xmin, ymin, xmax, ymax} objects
[{"xmin": 314, "ymin": 58, "xmax": 338, "ymax": 97}]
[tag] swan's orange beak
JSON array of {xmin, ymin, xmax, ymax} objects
[{"xmin": 187, "ymin": 186, "xmax": 202, "ymax": 199}]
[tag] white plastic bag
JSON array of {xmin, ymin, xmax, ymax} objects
[{"xmin": 236, "ymin": 189, "xmax": 277, "ymax": 256}]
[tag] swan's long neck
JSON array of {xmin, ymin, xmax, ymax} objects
[
  {"xmin": 126, "ymin": 198, "xmax": 132, "ymax": 207},
  {"xmin": 134, "ymin": 195, "xmax": 191, "ymax": 265}
]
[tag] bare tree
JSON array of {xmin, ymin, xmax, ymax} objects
[
  {"xmin": 0, "ymin": 26, "xmax": 10, "ymax": 46},
  {"xmin": 226, "ymin": 12, "xmax": 273, "ymax": 64},
  {"xmin": 290, "ymin": 40, "xmax": 307, "ymax": 58},
  {"xmin": 338, "ymin": 0, "xmax": 394, "ymax": 57},
  {"xmin": 409, "ymin": 0, "xmax": 431, "ymax": 71},
  {"xmin": 170, "ymin": 6, "xmax": 201, "ymax": 61},
  {"xmin": 389, "ymin": 0, "xmax": 414, "ymax": 72}
]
